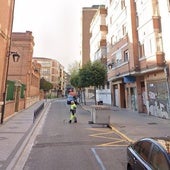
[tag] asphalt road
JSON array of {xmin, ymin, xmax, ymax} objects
[{"xmin": 22, "ymin": 99, "xmax": 130, "ymax": 170}]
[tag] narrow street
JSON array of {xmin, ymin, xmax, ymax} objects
[{"xmin": 21, "ymin": 99, "xmax": 130, "ymax": 170}]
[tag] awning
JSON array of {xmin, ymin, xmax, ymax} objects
[{"xmin": 123, "ymin": 76, "xmax": 136, "ymax": 83}]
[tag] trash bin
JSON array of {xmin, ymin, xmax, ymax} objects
[{"xmin": 89, "ymin": 105, "xmax": 111, "ymax": 125}]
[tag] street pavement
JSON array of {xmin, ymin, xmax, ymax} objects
[{"xmin": 0, "ymin": 98, "xmax": 170, "ymax": 169}]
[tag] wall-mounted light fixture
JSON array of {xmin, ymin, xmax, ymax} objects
[{"xmin": 1, "ymin": 51, "xmax": 20, "ymax": 124}]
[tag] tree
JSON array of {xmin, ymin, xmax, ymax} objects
[
  {"xmin": 71, "ymin": 60, "xmax": 107, "ymax": 104},
  {"xmin": 40, "ymin": 77, "xmax": 53, "ymax": 92},
  {"xmin": 90, "ymin": 60, "xmax": 107, "ymax": 87},
  {"xmin": 68, "ymin": 61, "xmax": 81, "ymax": 75}
]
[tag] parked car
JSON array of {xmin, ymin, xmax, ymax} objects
[
  {"xmin": 127, "ymin": 137, "xmax": 170, "ymax": 170},
  {"xmin": 67, "ymin": 95, "xmax": 78, "ymax": 105}
]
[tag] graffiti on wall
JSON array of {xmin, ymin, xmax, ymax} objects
[{"xmin": 146, "ymin": 81, "xmax": 169, "ymax": 119}]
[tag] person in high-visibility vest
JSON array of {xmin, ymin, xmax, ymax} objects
[{"xmin": 69, "ymin": 101, "xmax": 77, "ymax": 123}]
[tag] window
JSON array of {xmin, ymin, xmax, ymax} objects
[
  {"xmin": 107, "ymin": 81, "xmax": 110, "ymax": 89},
  {"xmin": 168, "ymin": 0, "xmax": 170, "ymax": 12},
  {"xmin": 134, "ymin": 141, "xmax": 152, "ymax": 162},
  {"xmin": 136, "ymin": 15, "xmax": 139, "ymax": 27},
  {"xmin": 122, "ymin": 24, "xmax": 126, "ymax": 36},
  {"xmin": 124, "ymin": 50, "xmax": 129, "ymax": 62},
  {"xmin": 150, "ymin": 145, "xmax": 169, "ymax": 170},
  {"xmin": 121, "ymin": 0, "xmax": 125, "ymax": 10},
  {"xmin": 111, "ymin": 35, "xmax": 114, "ymax": 46},
  {"xmin": 116, "ymin": 50, "xmax": 122, "ymax": 63},
  {"xmin": 139, "ymin": 43, "xmax": 145, "ymax": 58},
  {"xmin": 110, "ymin": 16, "xmax": 112, "ymax": 25}
]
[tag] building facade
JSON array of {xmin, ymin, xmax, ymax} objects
[
  {"xmin": 81, "ymin": 6, "xmax": 99, "ymax": 66},
  {"xmin": 9, "ymin": 31, "xmax": 40, "ymax": 108},
  {"xmin": 134, "ymin": 0, "xmax": 170, "ymax": 118},
  {"xmin": 106, "ymin": 0, "xmax": 138, "ymax": 109},
  {"xmin": 33, "ymin": 57, "xmax": 65, "ymax": 97},
  {"xmin": 89, "ymin": 5, "xmax": 111, "ymax": 104},
  {"xmin": 0, "ymin": 0, "xmax": 15, "ymax": 115},
  {"xmin": 105, "ymin": 0, "xmax": 170, "ymax": 118}
]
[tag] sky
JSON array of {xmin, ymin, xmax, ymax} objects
[{"xmin": 13, "ymin": 0, "xmax": 105, "ymax": 72}]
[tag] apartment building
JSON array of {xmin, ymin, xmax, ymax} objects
[
  {"xmin": 90, "ymin": 5, "xmax": 107, "ymax": 62},
  {"xmin": 89, "ymin": 5, "xmax": 111, "ymax": 104},
  {"xmin": 0, "ymin": 0, "xmax": 22, "ymax": 119},
  {"xmin": 105, "ymin": 0, "xmax": 170, "ymax": 118},
  {"xmin": 9, "ymin": 31, "xmax": 40, "ymax": 108},
  {"xmin": 0, "ymin": 0, "xmax": 15, "ymax": 111},
  {"xmin": 106, "ymin": 0, "xmax": 138, "ymax": 110},
  {"xmin": 135, "ymin": 0, "xmax": 170, "ymax": 118},
  {"xmin": 81, "ymin": 6, "xmax": 99, "ymax": 100},
  {"xmin": 81, "ymin": 6, "xmax": 99, "ymax": 66},
  {"xmin": 33, "ymin": 57, "xmax": 65, "ymax": 97}
]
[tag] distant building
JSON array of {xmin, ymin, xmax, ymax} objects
[
  {"xmin": 81, "ymin": 6, "xmax": 99, "ymax": 66},
  {"xmin": 89, "ymin": 5, "xmax": 111, "ymax": 104},
  {"xmin": 33, "ymin": 57, "xmax": 65, "ymax": 97},
  {"xmin": 9, "ymin": 31, "xmax": 40, "ymax": 108}
]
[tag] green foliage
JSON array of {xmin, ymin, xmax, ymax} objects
[
  {"xmin": 70, "ymin": 60, "xmax": 107, "ymax": 88},
  {"xmin": 79, "ymin": 62, "xmax": 92, "ymax": 87},
  {"xmin": 91, "ymin": 60, "xmax": 107, "ymax": 87},
  {"xmin": 70, "ymin": 72, "xmax": 80, "ymax": 88},
  {"xmin": 40, "ymin": 78, "xmax": 53, "ymax": 91}
]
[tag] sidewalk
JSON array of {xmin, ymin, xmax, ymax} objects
[
  {"xmin": 81, "ymin": 100, "xmax": 170, "ymax": 142},
  {"xmin": 0, "ymin": 100, "xmax": 46, "ymax": 170},
  {"xmin": 0, "ymin": 99, "xmax": 169, "ymax": 169}
]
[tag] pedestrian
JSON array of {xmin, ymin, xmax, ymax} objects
[{"xmin": 69, "ymin": 101, "xmax": 77, "ymax": 123}]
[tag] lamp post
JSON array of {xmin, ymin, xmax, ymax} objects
[{"xmin": 0, "ymin": 51, "xmax": 20, "ymax": 124}]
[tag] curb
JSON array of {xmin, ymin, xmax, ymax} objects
[
  {"xmin": 6, "ymin": 102, "xmax": 51, "ymax": 170},
  {"xmin": 108, "ymin": 123, "xmax": 134, "ymax": 143}
]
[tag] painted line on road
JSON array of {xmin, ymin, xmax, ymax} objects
[
  {"xmin": 98, "ymin": 139, "xmax": 128, "ymax": 147},
  {"xmin": 91, "ymin": 148, "xmax": 106, "ymax": 170},
  {"xmin": 87, "ymin": 128, "xmax": 130, "ymax": 147},
  {"xmin": 109, "ymin": 124, "xmax": 134, "ymax": 143}
]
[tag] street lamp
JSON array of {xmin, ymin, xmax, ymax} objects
[
  {"xmin": 0, "ymin": 51, "xmax": 20, "ymax": 124},
  {"xmin": 12, "ymin": 52, "xmax": 20, "ymax": 62}
]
